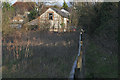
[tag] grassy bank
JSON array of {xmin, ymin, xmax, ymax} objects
[
  {"xmin": 85, "ymin": 38, "xmax": 118, "ymax": 78},
  {"xmin": 2, "ymin": 31, "xmax": 79, "ymax": 78}
]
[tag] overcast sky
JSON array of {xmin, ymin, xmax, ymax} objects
[{"xmin": 10, "ymin": 0, "xmax": 71, "ymax": 6}]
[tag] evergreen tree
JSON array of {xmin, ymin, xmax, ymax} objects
[
  {"xmin": 62, "ymin": 0, "xmax": 68, "ymax": 10},
  {"xmin": 28, "ymin": 9, "xmax": 38, "ymax": 21}
]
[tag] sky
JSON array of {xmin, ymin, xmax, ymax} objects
[
  {"xmin": 11, "ymin": 0, "xmax": 17, "ymax": 4},
  {"xmin": 10, "ymin": 0, "xmax": 71, "ymax": 6}
]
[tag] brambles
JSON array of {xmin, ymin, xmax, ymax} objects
[
  {"xmin": 5, "ymin": 31, "xmax": 33, "ymax": 60},
  {"xmin": 2, "ymin": 31, "xmax": 79, "ymax": 78}
]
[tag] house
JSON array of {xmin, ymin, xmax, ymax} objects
[
  {"xmin": 61, "ymin": 9, "xmax": 70, "ymax": 16},
  {"xmin": 12, "ymin": 2, "xmax": 38, "ymax": 15},
  {"xmin": 11, "ymin": 2, "xmax": 39, "ymax": 28},
  {"xmin": 26, "ymin": 7, "xmax": 70, "ymax": 32},
  {"xmin": 10, "ymin": 14, "xmax": 24, "ymax": 28}
]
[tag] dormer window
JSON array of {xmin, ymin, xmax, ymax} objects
[{"xmin": 49, "ymin": 13, "xmax": 53, "ymax": 20}]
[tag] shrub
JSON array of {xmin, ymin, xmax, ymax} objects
[
  {"xmin": 38, "ymin": 22, "xmax": 50, "ymax": 31},
  {"xmin": 28, "ymin": 25, "xmax": 39, "ymax": 31}
]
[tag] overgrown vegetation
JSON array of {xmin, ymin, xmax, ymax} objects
[
  {"xmin": 2, "ymin": 31, "xmax": 79, "ymax": 78},
  {"xmin": 2, "ymin": 2, "xmax": 118, "ymax": 78},
  {"xmin": 2, "ymin": 2, "xmax": 16, "ymax": 36},
  {"xmin": 84, "ymin": 38, "xmax": 118, "ymax": 78},
  {"xmin": 28, "ymin": 8, "xmax": 38, "ymax": 21},
  {"xmin": 74, "ymin": 2, "xmax": 118, "ymax": 36},
  {"xmin": 71, "ymin": 2, "xmax": 118, "ymax": 78}
]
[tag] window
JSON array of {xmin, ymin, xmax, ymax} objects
[
  {"xmin": 49, "ymin": 13, "xmax": 53, "ymax": 20},
  {"xmin": 67, "ymin": 20, "xmax": 69, "ymax": 23}
]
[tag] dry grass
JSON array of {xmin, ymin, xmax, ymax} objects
[{"xmin": 2, "ymin": 31, "xmax": 79, "ymax": 78}]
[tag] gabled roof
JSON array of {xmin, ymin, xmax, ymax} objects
[
  {"xmin": 61, "ymin": 9, "xmax": 70, "ymax": 15},
  {"xmin": 50, "ymin": 8, "xmax": 69, "ymax": 18},
  {"xmin": 25, "ymin": 18, "xmax": 39, "ymax": 25},
  {"xmin": 12, "ymin": 2, "xmax": 37, "ymax": 12}
]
